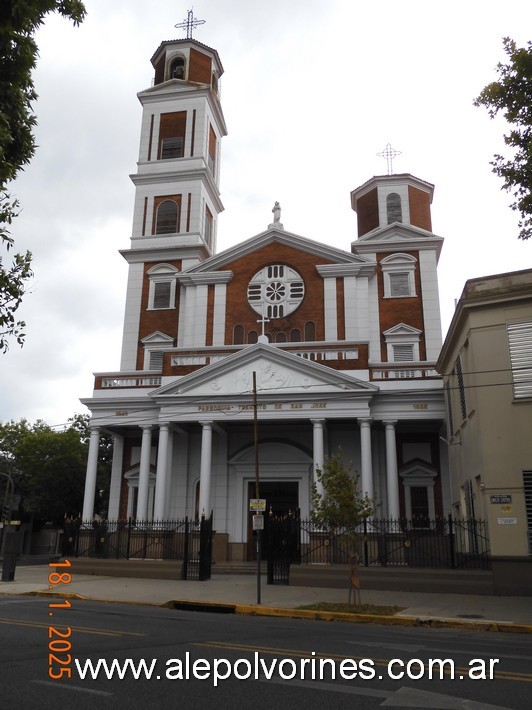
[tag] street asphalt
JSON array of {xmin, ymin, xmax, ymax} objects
[{"xmin": 1, "ymin": 561, "xmax": 531, "ymax": 633}]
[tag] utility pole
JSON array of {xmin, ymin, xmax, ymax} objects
[{"xmin": 252, "ymin": 371, "xmax": 262, "ymax": 605}]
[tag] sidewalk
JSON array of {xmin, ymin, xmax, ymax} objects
[{"xmin": 1, "ymin": 562, "xmax": 531, "ymax": 632}]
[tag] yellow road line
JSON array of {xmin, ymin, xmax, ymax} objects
[{"xmin": 0, "ymin": 617, "xmax": 145, "ymax": 637}]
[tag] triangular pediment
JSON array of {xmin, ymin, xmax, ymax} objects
[
  {"xmin": 152, "ymin": 343, "xmax": 378, "ymax": 400},
  {"xmin": 181, "ymin": 228, "xmax": 373, "ymax": 275},
  {"xmin": 383, "ymin": 323, "xmax": 422, "ymax": 337},
  {"xmin": 352, "ymin": 223, "xmax": 444, "ymax": 259},
  {"xmin": 141, "ymin": 331, "xmax": 175, "ymax": 345}
]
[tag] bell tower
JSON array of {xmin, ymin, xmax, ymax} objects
[
  {"xmin": 119, "ymin": 23, "xmax": 227, "ymax": 371},
  {"xmin": 126, "ymin": 34, "xmax": 226, "ymax": 267}
]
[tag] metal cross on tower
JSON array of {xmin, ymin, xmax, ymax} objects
[
  {"xmin": 377, "ymin": 143, "xmax": 402, "ymax": 175},
  {"xmin": 175, "ymin": 8, "xmax": 206, "ymax": 39}
]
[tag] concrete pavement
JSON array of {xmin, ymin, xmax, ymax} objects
[{"xmin": 1, "ymin": 562, "xmax": 531, "ymax": 632}]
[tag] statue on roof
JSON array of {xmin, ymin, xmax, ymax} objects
[{"xmin": 269, "ymin": 201, "xmax": 284, "ymax": 230}]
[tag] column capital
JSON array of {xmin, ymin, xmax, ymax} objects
[
  {"xmin": 383, "ymin": 419, "xmax": 397, "ymax": 427},
  {"xmin": 358, "ymin": 417, "xmax": 373, "ymax": 426},
  {"xmin": 310, "ymin": 418, "xmax": 326, "ymax": 426},
  {"xmin": 199, "ymin": 420, "xmax": 214, "ymax": 429}
]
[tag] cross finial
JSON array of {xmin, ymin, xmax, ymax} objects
[
  {"xmin": 257, "ymin": 304, "xmax": 270, "ymax": 343},
  {"xmin": 175, "ymin": 8, "xmax": 206, "ymax": 39},
  {"xmin": 377, "ymin": 143, "xmax": 401, "ymax": 175}
]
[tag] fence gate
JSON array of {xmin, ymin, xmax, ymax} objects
[
  {"xmin": 182, "ymin": 513, "xmax": 213, "ymax": 581},
  {"xmin": 265, "ymin": 512, "xmax": 300, "ymax": 585}
]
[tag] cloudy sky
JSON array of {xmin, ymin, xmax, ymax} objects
[{"xmin": 1, "ymin": 0, "xmax": 531, "ymax": 427}]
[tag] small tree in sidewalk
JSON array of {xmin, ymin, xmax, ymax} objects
[{"xmin": 311, "ymin": 448, "xmax": 374, "ymax": 605}]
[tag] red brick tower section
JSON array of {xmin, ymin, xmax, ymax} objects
[{"xmin": 350, "ymin": 174, "xmax": 441, "ymax": 364}]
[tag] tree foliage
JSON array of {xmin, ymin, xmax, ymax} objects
[
  {"xmin": 0, "ymin": 1, "xmax": 86, "ymax": 351},
  {"xmin": 0, "ymin": 413, "xmax": 111, "ymax": 525},
  {"xmin": 474, "ymin": 37, "xmax": 532, "ymax": 240},
  {"xmin": 311, "ymin": 449, "xmax": 374, "ymax": 532}
]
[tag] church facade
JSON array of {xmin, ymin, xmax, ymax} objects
[{"xmin": 80, "ymin": 36, "xmax": 449, "ymax": 561}]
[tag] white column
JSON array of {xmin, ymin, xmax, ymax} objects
[
  {"xmin": 198, "ymin": 421, "xmax": 213, "ymax": 517},
  {"xmin": 82, "ymin": 427, "xmax": 101, "ymax": 521},
  {"xmin": 359, "ymin": 418, "xmax": 373, "ymax": 500},
  {"xmin": 212, "ymin": 283, "xmax": 227, "ymax": 346},
  {"xmin": 107, "ymin": 434, "xmax": 124, "ymax": 520},
  {"xmin": 384, "ymin": 420, "xmax": 400, "ymax": 518},
  {"xmin": 323, "ymin": 277, "xmax": 338, "ymax": 341},
  {"xmin": 311, "ymin": 419, "xmax": 325, "ymax": 497},
  {"xmin": 136, "ymin": 425, "xmax": 153, "ymax": 521},
  {"xmin": 153, "ymin": 424, "xmax": 170, "ymax": 521},
  {"xmin": 164, "ymin": 429, "xmax": 174, "ymax": 519}
]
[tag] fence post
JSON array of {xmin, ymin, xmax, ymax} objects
[
  {"xmin": 448, "ymin": 513, "xmax": 456, "ymax": 569},
  {"xmin": 182, "ymin": 516, "xmax": 189, "ymax": 580},
  {"xmin": 363, "ymin": 518, "xmax": 369, "ymax": 567},
  {"xmin": 126, "ymin": 517, "xmax": 132, "ymax": 560}
]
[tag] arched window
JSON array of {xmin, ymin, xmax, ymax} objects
[
  {"xmin": 386, "ymin": 193, "xmax": 402, "ymax": 224},
  {"xmin": 275, "ymin": 332, "xmax": 287, "ymax": 343},
  {"xmin": 169, "ymin": 56, "xmax": 185, "ymax": 80},
  {"xmin": 233, "ymin": 325, "xmax": 244, "ymax": 345},
  {"xmin": 155, "ymin": 200, "xmax": 179, "ymax": 235},
  {"xmin": 247, "ymin": 330, "xmax": 258, "ymax": 344},
  {"xmin": 290, "ymin": 328, "xmax": 301, "ymax": 342},
  {"xmin": 304, "ymin": 321, "xmax": 316, "ymax": 341}
]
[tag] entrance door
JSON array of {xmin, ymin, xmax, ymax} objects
[{"xmin": 246, "ymin": 481, "xmax": 298, "ymax": 560}]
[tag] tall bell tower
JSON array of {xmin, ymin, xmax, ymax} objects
[
  {"xmin": 127, "ymin": 33, "xmax": 226, "ymax": 264},
  {"xmin": 119, "ymin": 21, "xmax": 227, "ymax": 371}
]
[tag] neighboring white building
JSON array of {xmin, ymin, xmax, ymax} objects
[{"xmin": 81, "ymin": 35, "xmax": 449, "ymax": 562}]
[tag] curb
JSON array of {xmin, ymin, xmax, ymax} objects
[
  {"xmin": 166, "ymin": 599, "xmax": 532, "ymax": 635},
  {"xmin": 19, "ymin": 591, "xmax": 532, "ymax": 634}
]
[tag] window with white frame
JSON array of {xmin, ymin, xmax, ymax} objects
[
  {"xmin": 507, "ymin": 321, "xmax": 532, "ymax": 399},
  {"xmin": 381, "ymin": 253, "xmax": 417, "ymax": 298},
  {"xmin": 383, "ymin": 324, "xmax": 421, "ymax": 378},
  {"xmin": 147, "ymin": 264, "xmax": 178, "ymax": 310},
  {"xmin": 141, "ymin": 331, "xmax": 174, "ymax": 371}
]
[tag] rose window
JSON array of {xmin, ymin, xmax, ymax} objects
[{"xmin": 247, "ymin": 265, "xmax": 305, "ymax": 319}]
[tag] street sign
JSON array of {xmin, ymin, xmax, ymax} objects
[
  {"xmin": 249, "ymin": 498, "xmax": 266, "ymax": 512},
  {"xmin": 253, "ymin": 514, "xmax": 264, "ymax": 530},
  {"xmin": 490, "ymin": 495, "xmax": 512, "ymax": 504}
]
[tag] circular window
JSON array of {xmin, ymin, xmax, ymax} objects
[{"xmin": 247, "ymin": 265, "xmax": 305, "ymax": 319}]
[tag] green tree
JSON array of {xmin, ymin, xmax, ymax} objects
[
  {"xmin": 0, "ymin": 1, "xmax": 86, "ymax": 351},
  {"xmin": 0, "ymin": 414, "xmax": 111, "ymax": 525},
  {"xmin": 311, "ymin": 449, "xmax": 374, "ymax": 605},
  {"xmin": 474, "ymin": 37, "xmax": 532, "ymax": 241}
]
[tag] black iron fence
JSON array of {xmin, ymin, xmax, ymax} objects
[
  {"xmin": 62, "ymin": 514, "xmax": 213, "ymax": 581},
  {"xmin": 266, "ymin": 514, "xmax": 490, "ymax": 575}
]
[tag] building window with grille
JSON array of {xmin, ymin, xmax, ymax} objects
[
  {"xmin": 147, "ymin": 264, "xmax": 178, "ymax": 310},
  {"xmin": 155, "ymin": 199, "xmax": 179, "ymax": 235},
  {"xmin": 507, "ymin": 321, "xmax": 532, "ymax": 399},
  {"xmin": 523, "ymin": 470, "xmax": 532, "ymax": 554},
  {"xmin": 158, "ymin": 111, "xmax": 186, "ymax": 160},
  {"xmin": 455, "ymin": 356, "xmax": 467, "ymax": 421}
]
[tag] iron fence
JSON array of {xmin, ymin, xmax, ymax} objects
[
  {"xmin": 62, "ymin": 515, "xmax": 214, "ymax": 580},
  {"xmin": 266, "ymin": 513, "xmax": 490, "ymax": 572}
]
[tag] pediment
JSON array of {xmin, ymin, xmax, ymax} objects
[
  {"xmin": 356, "ymin": 223, "xmax": 436, "ymax": 243},
  {"xmin": 181, "ymin": 228, "xmax": 373, "ymax": 275},
  {"xmin": 141, "ymin": 331, "xmax": 174, "ymax": 345},
  {"xmin": 383, "ymin": 323, "xmax": 422, "ymax": 337},
  {"xmin": 152, "ymin": 343, "xmax": 377, "ymax": 399}
]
